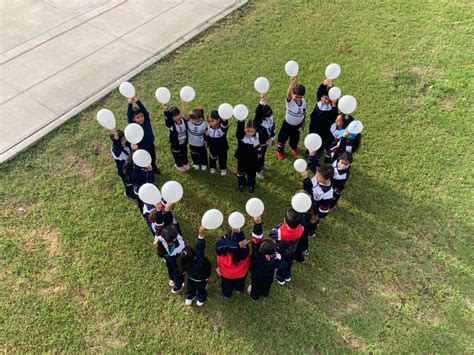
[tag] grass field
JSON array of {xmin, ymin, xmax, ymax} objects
[{"xmin": 1, "ymin": 0, "xmax": 473, "ymax": 352}]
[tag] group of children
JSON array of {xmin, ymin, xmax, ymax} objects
[{"xmin": 106, "ymin": 75, "xmax": 362, "ymax": 305}]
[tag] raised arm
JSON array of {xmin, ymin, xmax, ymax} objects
[
  {"xmin": 236, "ymin": 120, "xmax": 245, "ymax": 140},
  {"xmin": 136, "ymin": 99, "xmax": 150, "ymax": 121},
  {"xmin": 286, "ymin": 76, "xmax": 296, "ymax": 101}
]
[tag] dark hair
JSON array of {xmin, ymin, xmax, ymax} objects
[
  {"xmin": 293, "ymin": 84, "xmax": 306, "ymax": 96},
  {"xmin": 157, "ymin": 225, "xmax": 179, "ymax": 257},
  {"xmin": 123, "ymin": 155, "xmax": 133, "ymax": 177},
  {"xmin": 285, "ymin": 207, "xmax": 301, "ymax": 229},
  {"xmin": 132, "ymin": 108, "xmax": 143, "ymax": 119},
  {"xmin": 317, "ymin": 164, "xmax": 334, "ymax": 180},
  {"xmin": 148, "ymin": 209, "xmax": 157, "ymax": 223},
  {"xmin": 259, "ymin": 239, "xmax": 276, "ymax": 256},
  {"xmin": 177, "ymin": 246, "xmax": 196, "ymax": 273},
  {"xmin": 261, "ymin": 104, "xmax": 273, "ymax": 118},
  {"xmin": 189, "ymin": 107, "xmax": 204, "ymax": 120},
  {"xmin": 338, "ymin": 152, "xmax": 353, "ymax": 164},
  {"xmin": 169, "ymin": 106, "xmax": 180, "ymax": 118},
  {"xmin": 346, "ymin": 134, "xmax": 361, "ymax": 153},
  {"xmin": 208, "ymin": 110, "xmax": 220, "ymax": 121},
  {"xmin": 224, "ymin": 229, "xmax": 248, "ymax": 265},
  {"xmin": 245, "ymin": 120, "xmax": 256, "ymax": 130},
  {"xmin": 109, "ymin": 129, "xmax": 124, "ymax": 140}
]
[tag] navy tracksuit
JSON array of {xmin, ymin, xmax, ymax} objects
[{"xmin": 185, "ymin": 237, "xmax": 212, "ymax": 303}]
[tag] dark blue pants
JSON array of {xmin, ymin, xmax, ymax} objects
[
  {"xmin": 276, "ymin": 254, "xmax": 294, "ymax": 282},
  {"xmin": 294, "ymin": 233, "xmax": 309, "ymax": 262},
  {"xmin": 250, "ymin": 275, "xmax": 273, "ymax": 300},
  {"xmin": 186, "ymin": 278, "xmax": 208, "ymax": 302},
  {"xmin": 221, "ymin": 275, "xmax": 246, "ymax": 298},
  {"xmin": 165, "ymin": 257, "xmax": 184, "ymax": 291}
]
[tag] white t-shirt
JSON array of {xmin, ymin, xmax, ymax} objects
[
  {"xmin": 187, "ymin": 121, "xmax": 207, "ymax": 147},
  {"xmin": 285, "ymin": 98, "xmax": 306, "ymax": 126}
]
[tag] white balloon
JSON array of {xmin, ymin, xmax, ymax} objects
[
  {"xmin": 245, "ymin": 198, "xmax": 264, "ymax": 217},
  {"xmin": 161, "ymin": 180, "xmax": 183, "ymax": 203},
  {"xmin": 254, "ymin": 77, "xmax": 270, "ymax": 94},
  {"xmin": 132, "ymin": 149, "xmax": 152, "ymax": 167},
  {"xmin": 228, "ymin": 212, "xmax": 245, "ymax": 229},
  {"xmin": 328, "ymin": 87, "xmax": 341, "ymax": 100},
  {"xmin": 155, "ymin": 87, "xmax": 171, "ymax": 104},
  {"xmin": 338, "ymin": 95, "xmax": 357, "ymax": 114},
  {"xmin": 233, "ymin": 104, "xmax": 249, "ymax": 121},
  {"xmin": 304, "ymin": 133, "xmax": 322, "ymax": 151},
  {"xmin": 138, "ymin": 183, "xmax": 161, "ymax": 205},
  {"xmin": 201, "ymin": 209, "xmax": 224, "ymax": 230},
  {"xmin": 293, "ymin": 159, "xmax": 307, "ymax": 173},
  {"xmin": 124, "ymin": 123, "xmax": 144, "ymax": 144},
  {"xmin": 291, "ymin": 193, "xmax": 312, "ymax": 213},
  {"xmin": 285, "ymin": 60, "xmax": 299, "ymax": 77},
  {"xmin": 325, "ymin": 63, "xmax": 341, "ymax": 80},
  {"xmin": 96, "ymin": 109, "xmax": 116, "ymax": 129},
  {"xmin": 119, "ymin": 82, "xmax": 136, "ymax": 98},
  {"xmin": 347, "ymin": 120, "xmax": 364, "ymax": 134},
  {"xmin": 218, "ymin": 103, "xmax": 233, "ymax": 120},
  {"xmin": 180, "ymin": 86, "xmax": 195, "ymax": 102}
]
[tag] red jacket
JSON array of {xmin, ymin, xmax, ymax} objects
[{"xmin": 217, "ymin": 254, "xmax": 250, "ymax": 279}]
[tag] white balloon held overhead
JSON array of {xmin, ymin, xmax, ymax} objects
[
  {"xmin": 201, "ymin": 209, "xmax": 224, "ymax": 230},
  {"xmin": 119, "ymin": 82, "xmax": 135, "ymax": 98},
  {"xmin": 161, "ymin": 180, "xmax": 183, "ymax": 203},
  {"xmin": 96, "ymin": 109, "xmax": 116, "ymax": 129},
  {"xmin": 245, "ymin": 198, "xmax": 264, "ymax": 217},
  {"xmin": 285, "ymin": 60, "xmax": 299, "ymax": 77},
  {"xmin": 138, "ymin": 183, "xmax": 161, "ymax": 205},
  {"xmin": 304, "ymin": 133, "xmax": 322, "ymax": 152},
  {"xmin": 155, "ymin": 87, "xmax": 171, "ymax": 104},
  {"xmin": 338, "ymin": 95, "xmax": 357, "ymax": 114},
  {"xmin": 124, "ymin": 123, "xmax": 144, "ymax": 144},
  {"xmin": 133, "ymin": 149, "xmax": 152, "ymax": 168},
  {"xmin": 228, "ymin": 212, "xmax": 245, "ymax": 229},
  {"xmin": 218, "ymin": 103, "xmax": 233, "ymax": 120},
  {"xmin": 328, "ymin": 87, "xmax": 341, "ymax": 101},
  {"xmin": 254, "ymin": 77, "xmax": 270, "ymax": 94},
  {"xmin": 293, "ymin": 159, "xmax": 307, "ymax": 173},
  {"xmin": 233, "ymin": 104, "xmax": 249, "ymax": 121},
  {"xmin": 325, "ymin": 63, "xmax": 341, "ymax": 80},
  {"xmin": 347, "ymin": 120, "xmax": 364, "ymax": 134},
  {"xmin": 180, "ymin": 86, "xmax": 195, "ymax": 102},
  {"xmin": 291, "ymin": 193, "xmax": 312, "ymax": 213}
]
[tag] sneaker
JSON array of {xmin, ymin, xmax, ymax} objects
[
  {"xmin": 184, "ymin": 163, "xmax": 191, "ymax": 171},
  {"xmin": 168, "ymin": 280, "xmax": 175, "ymax": 287},
  {"xmin": 235, "ymin": 290, "xmax": 242, "ymax": 294},
  {"xmin": 291, "ymin": 148, "xmax": 299, "ymax": 157},
  {"xmin": 196, "ymin": 300, "xmax": 205, "ymax": 307},
  {"xmin": 308, "ymin": 233, "xmax": 316, "ymax": 238},
  {"xmin": 210, "ymin": 168, "xmax": 216, "ymax": 174},
  {"xmin": 275, "ymin": 278, "xmax": 285, "ymax": 286},
  {"xmin": 123, "ymin": 192, "xmax": 133, "ymax": 200},
  {"xmin": 201, "ymin": 165, "xmax": 207, "ymax": 171},
  {"xmin": 220, "ymin": 169, "xmax": 227, "ymax": 176},
  {"xmin": 171, "ymin": 286, "xmax": 183, "ymax": 294},
  {"xmin": 193, "ymin": 164, "xmax": 200, "ymax": 170},
  {"xmin": 276, "ymin": 151, "xmax": 284, "ymax": 161},
  {"xmin": 216, "ymin": 267, "xmax": 220, "ymax": 276},
  {"xmin": 176, "ymin": 165, "xmax": 186, "ymax": 172},
  {"xmin": 238, "ymin": 185, "xmax": 244, "ymax": 192},
  {"xmin": 185, "ymin": 298, "xmax": 195, "ymax": 306},
  {"xmin": 302, "ymin": 250, "xmax": 309, "ymax": 256},
  {"xmin": 248, "ymin": 186, "xmax": 255, "ymax": 193},
  {"xmin": 256, "ymin": 172, "xmax": 265, "ymax": 180},
  {"xmin": 263, "ymin": 164, "xmax": 270, "ymax": 171},
  {"xmin": 285, "ymin": 277, "xmax": 292, "ymax": 282},
  {"xmin": 247, "ymin": 285, "xmax": 252, "ymax": 295}
]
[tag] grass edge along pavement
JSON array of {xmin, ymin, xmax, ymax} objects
[{"xmin": 1, "ymin": 0, "xmax": 473, "ymax": 352}]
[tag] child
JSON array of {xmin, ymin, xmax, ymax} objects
[
  {"xmin": 177, "ymin": 226, "xmax": 212, "ymax": 306},
  {"xmin": 156, "ymin": 224, "xmax": 186, "ymax": 293},
  {"xmin": 331, "ymin": 152, "xmax": 352, "ymax": 208},
  {"xmin": 182, "ymin": 103, "xmax": 208, "ymax": 170},
  {"xmin": 309, "ymin": 81, "xmax": 338, "ymax": 155},
  {"xmin": 205, "ymin": 110, "xmax": 229, "ymax": 176},
  {"xmin": 144, "ymin": 201, "xmax": 176, "ymax": 241},
  {"xmin": 276, "ymin": 76, "xmax": 306, "ymax": 160},
  {"xmin": 127, "ymin": 97, "xmax": 160, "ymax": 174},
  {"xmin": 254, "ymin": 93, "xmax": 275, "ymax": 180},
  {"xmin": 235, "ymin": 120, "xmax": 261, "ymax": 193},
  {"xmin": 215, "ymin": 227, "xmax": 250, "ymax": 299},
  {"xmin": 294, "ymin": 198, "xmax": 316, "ymax": 262},
  {"xmin": 327, "ymin": 130, "xmax": 361, "ymax": 162},
  {"xmin": 270, "ymin": 207, "xmax": 304, "ymax": 285},
  {"xmin": 163, "ymin": 104, "xmax": 190, "ymax": 172},
  {"xmin": 248, "ymin": 216, "xmax": 286, "ymax": 301},
  {"xmin": 109, "ymin": 128, "xmax": 132, "ymax": 198},
  {"xmin": 329, "ymin": 114, "xmax": 346, "ymax": 143},
  {"xmin": 301, "ymin": 164, "xmax": 334, "ymax": 234}
]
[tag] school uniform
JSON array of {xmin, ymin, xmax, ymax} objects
[
  {"xmin": 187, "ymin": 120, "xmax": 208, "ymax": 167},
  {"xmin": 110, "ymin": 137, "xmax": 132, "ymax": 195},
  {"xmin": 303, "ymin": 177, "xmax": 333, "ymax": 220},
  {"xmin": 164, "ymin": 111, "xmax": 189, "ymax": 168},
  {"xmin": 294, "ymin": 212, "xmax": 312, "ymax": 262},
  {"xmin": 328, "ymin": 134, "xmax": 361, "ymax": 161},
  {"xmin": 205, "ymin": 120, "xmax": 229, "ymax": 170},
  {"xmin": 277, "ymin": 97, "xmax": 307, "ymax": 153},
  {"xmin": 331, "ymin": 159, "xmax": 350, "ymax": 207},
  {"xmin": 160, "ymin": 236, "xmax": 186, "ymax": 291},
  {"xmin": 185, "ymin": 237, "xmax": 212, "ymax": 303},
  {"xmin": 255, "ymin": 101, "xmax": 275, "ymax": 172},
  {"xmin": 270, "ymin": 222, "xmax": 304, "ymax": 282},
  {"xmin": 215, "ymin": 231, "xmax": 250, "ymax": 298},
  {"xmin": 235, "ymin": 121, "xmax": 261, "ymax": 190},
  {"xmin": 309, "ymin": 100, "xmax": 338, "ymax": 154},
  {"xmin": 249, "ymin": 222, "xmax": 286, "ymax": 300},
  {"xmin": 127, "ymin": 100, "xmax": 158, "ymax": 172},
  {"xmin": 132, "ymin": 163, "xmax": 155, "ymax": 196}
]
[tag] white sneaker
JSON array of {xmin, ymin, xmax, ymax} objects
[
  {"xmin": 168, "ymin": 280, "xmax": 175, "ymax": 287},
  {"xmin": 285, "ymin": 277, "xmax": 292, "ymax": 282},
  {"xmin": 171, "ymin": 286, "xmax": 183, "ymax": 294},
  {"xmin": 220, "ymin": 169, "xmax": 227, "ymax": 176},
  {"xmin": 210, "ymin": 168, "xmax": 216, "ymax": 174},
  {"xmin": 302, "ymin": 250, "xmax": 309, "ymax": 256},
  {"xmin": 275, "ymin": 278, "xmax": 285, "ymax": 286},
  {"xmin": 196, "ymin": 300, "xmax": 205, "ymax": 307},
  {"xmin": 247, "ymin": 285, "xmax": 252, "ymax": 295},
  {"xmin": 185, "ymin": 298, "xmax": 194, "ymax": 306},
  {"xmin": 308, "ymin": 233, "xmax": 316, "ymax": 238},
  {"xmin": 201, "ymin": 165, "xmax": 207, "ymax": 171},
  {"xmin": 193, "ymin": 164, "xmax": 199, "ymax": 170},
  {"xmin": 256, "ymin": 172, "xmax": 265, "ymax": 180}
]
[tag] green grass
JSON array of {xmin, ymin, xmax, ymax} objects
[{"xmin": 1, "ymin": 0, "xmax": 473, "ymax": 352}]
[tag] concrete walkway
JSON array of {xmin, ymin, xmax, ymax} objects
[{"xmin": 0, "ymin": 0, "xmax": 246, "ymax": 163}]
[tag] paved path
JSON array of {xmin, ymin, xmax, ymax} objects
[{"xmin": 0, "ymin": 0, "xmax": 246, "ymax": 163}]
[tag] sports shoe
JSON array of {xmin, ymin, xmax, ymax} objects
[
  {"xmin": 220, "ymin": 169, "xmax": 227, "ymax": 176},
  {"xmin": 247, "ymin": 285, "xmax": 252, "ymax": 295},
  {"xmin": 185, "ymin": 298, "xmax": 195, "ymax": 306},
  {"xmin": 171, "ymin": 286, "xmax": 183, "ymax": 294},
  {"xmin": 302, "ymin": 250, "xmax": 309, "ymax": 256},
  {"xmin": 291, "ymin": 148, "xmax": 299, "ymax": 157},
  {"xmin": 276, "ymin": 151, "xmax": 284, "ymax": 161},
  {"xmin": 285, "ymin": 277, "xmax": 292, "ymax": 282},
  {"xmin": 248, "ymin": 186, "xmax": 255, "ymax": 193},
  {"xmin": 193, "ymin": 164, "xmax": 200, "ymax": 170},
  {"xmin": 263, "ymin": 164, "xmax": 270, "ymax": 171},
  {"xmin": 168, "ymin": 280, "xmax": 175, "ymax": 287},
  {"xmin": 201, "ymin": 165, "xmax": 207, "ymax": 171},
  {"xmin": 256, "ymin": 172, "xmax": 265, "ymax": 180},
  {"xmin": 196, "ymin": 300, "xmax": 205, "ymax": 307},
  {"xmin": 275, "ymin": 278, "xmax": 285, "ymax": 286},
  {"xmin": 176, "ymin": 165, "xmax": 186, "ymax": 172},
  {"xmin": 235, "ymin": 290, "xmax": 242, "ymax": 294},
  {"xmin": 184, "ymin": 163, "xmax": 191, "ymax": 171},
  {"xmin": 238, "ymin": 185, "xmax": 244, "ymax": 192},
  {"xmin": 210, "ymin": 168, "xmax": 216, "ymax": 174},
  {"xmin": 216, "ymin": 267, "xmax": 220, "ymax": 276}
]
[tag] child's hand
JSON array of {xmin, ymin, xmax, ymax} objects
[
  {"xmin": 323, "ymin": 79, "xmax": 333, "ymax": 87},
  {"xmin": 331, "ymin": 99, "xmax": 337, "ymax": 106},
  {"xmin": 164, "ymin": 201, "xmax": 174, "ymax": 211},
  {"xmin": 309, "ymin": 150, "xmax": 316, "ymax": 156},
  {"xmin": 232, "ymin": 228, "xmax": 241, "ymax": 233},
  {"xmin": 254, "ymin": 216, "xmax": 262, "ymax": 224},
  {"xmin": 343, "ymin": 130, "xmax": 350, "ymax": 138},
  {"xmin": 300, "ymin": 170, "xmax": 308, "ymax": 179},
  {"xmin": 154, "ymin": 203, "xmax": 162, "ymax": 211},
  {"xmin": 131, "ymin": 143, "xmax": 138, "ymax": 151},
  {"xmin": 290, "ymin": 76, "xmax": 297, "ymax": 83},
  {"xmin": 239, "ymin": 239, "xmax": 249, "ymax": 248},
  {"xmin": 146, "ymin": 164, "xmax": 153, "ymax": 171},
  {"xmin": 198, "ymin": 226, "xmax": 205, "ymax": 238},
  {"xmin": 163, "ymin": 103, "xmax": 170, "ymax": 110}
]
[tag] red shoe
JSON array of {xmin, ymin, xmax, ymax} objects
[
  {"xmin": 276, "ymin": 151, "xmax": 284, "ymax": 161},
  {"xmin": 291, "ymin": 148, "xmax": 299, "ymax": 157}
]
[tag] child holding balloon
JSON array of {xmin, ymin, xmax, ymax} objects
[
  {"xmin": 109, "ymin": 128, "xmax": 133, "ymax": 198},
  {"xmin": 182, "ymin": 103, "xmax": 208, "ymax": 171},
  {"xmin": 254, "ymin": 93, "xmax": 275, "ymax": 179},
  {"xmin": 163, "ymin": 104, "xmax": 190, "ymax": 172},
  {"xmin": 157, "ymin": 224, "xmax": 186, "ymax": 293},
  {"xmin": 235, "ymin": 120, "xmax": 262, "ymax": 193},
  {"xmin": 205, "ymin": 110, "xmax": 229, "ymax": 176},
  {"xmin": 331, "ymin": 152, "xmax": 352, "ymax": 209}
]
